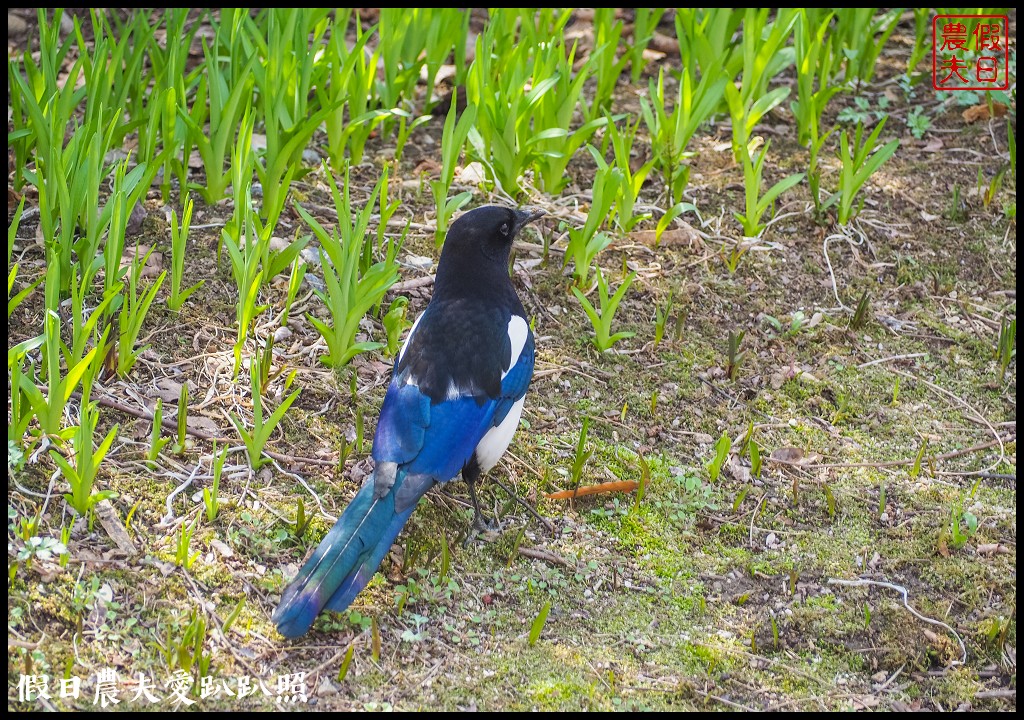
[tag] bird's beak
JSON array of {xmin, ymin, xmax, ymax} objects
[{"xmin": 512, "ymin": 207, "xmax": 546, "ymax": 235}]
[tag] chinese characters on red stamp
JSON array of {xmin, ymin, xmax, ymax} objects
[{"xmin": 933, "ymin": 14, "xmax": 1010, "ymax": 91}]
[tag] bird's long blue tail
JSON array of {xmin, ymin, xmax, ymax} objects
[{"xmin": 273, "ymin": 470, "xmax": 431, "ymax": 638}]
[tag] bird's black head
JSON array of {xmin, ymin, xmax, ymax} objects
[{"xmin": 434, "ymin": 205, "xmax": 544, "ymax": 296}]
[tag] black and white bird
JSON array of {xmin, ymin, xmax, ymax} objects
[{"xmin": 274, "ymin": 205, "xmax": 542, "ymax": 638}]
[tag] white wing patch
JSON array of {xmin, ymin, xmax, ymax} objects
[
  {"xmin": 504, "ymin": 315, "xmax": 529, "ymax": 379},
  {"xmin": 398, "ymin": 312, "xmax": 425, "ymax": 364},
  {"xmin": 474, "ymin": 396, "xmax": 525, "ymax": 473}
]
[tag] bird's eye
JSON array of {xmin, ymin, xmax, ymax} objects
[{"xmin": 500, "ymin": 222, "xmax": 510, "ymax": 235}]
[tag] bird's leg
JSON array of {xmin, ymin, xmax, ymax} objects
[
  {"xmin": 463, "ymin": 464, "xmax": 499, "ymax": 533},
  {"xmin": 490, "ymin": 477, "xmax": 555, "ymax": 536}
]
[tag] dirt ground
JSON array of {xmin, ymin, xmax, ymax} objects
[{"xmin": 7, "ymin": 9, "xmax": 1016, "ymax": 711}]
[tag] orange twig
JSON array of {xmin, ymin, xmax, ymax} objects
[{"xmin": 544, "ymin": 480, "xmax": 639, "ymax": 500}]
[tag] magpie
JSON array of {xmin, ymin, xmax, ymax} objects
[{"xmin": 273, "ymin": 205, "xmax": 542, "ymax": 638}]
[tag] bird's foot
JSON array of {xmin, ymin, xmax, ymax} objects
[
  {"xmin": 463, "ymin": 510, "xmax": 502, "ymax": 546},
  {"xmin": 472, "ymin": 509, "xmax": 501, "ymax": 533}
]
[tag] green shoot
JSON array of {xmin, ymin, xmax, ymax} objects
[
  {"xmin": 174, "ymin": 518, "xmax": 200, "ymax": 569},
  {"xmin": 222, "ymin": 597, "xmax": 245, "ymax": 636},
  {"xmin": 281, "ymin": 256, "xmax": 307, "ymax": 327},
  {"xmin": 528, "ymin": 600, "xmax": 552, "ymax": 646},
  {"xmin": 173, "ymin": 383, "xmax": 188, "ymax": 455},
  {"xmin": 383, "ymin": 297, "xmax": 410, "ymax": 357},
  {"xmin": 439, "ymin": 532, "xmax": 451, "ymax": 582},
  {"xmin": 569, "ymin": 417, "xmax": 592, "ymax": 490},
  {"xmin": 726, "ymin": 330, "xmax": 746, "ymax": 382},
  {"xmin": 292, "ymin": 497, "xmax": 311, "ymax": 541},
  {"xmin": 750, "ymin": 439, "xmax": 762, "ymax": 479},
  {"xmin": 229, "ymin": 353, "xmax": 302, "ymax": 471},
  {"xmin": 707, "ymin": 431, "xmax": 731, "ymax": 482},
  {"xmin": 849, "ymin": 290, "xmax": 871, "ymax": 330},
  {"xmin": 653, "ymin": 291, "xmax": 673, "ymax": 347},
  {"xmin": 147, "ymin": 398, "xmax": 171, "ymax": 467},
  {"xmin": 204, "ymin": 443, "xmax": 227, "ymax": 523},
  {"xmin": 996, "ymin": 318, "xmax": 1015, "ymax": 381},
  {"xmin": 117, "ymin": 245, "xmax": 166, "ymax": 377},
  {"xmin": 337, "ymin": 644, "xmax": 356, "ymax": 684},
  {"xmin": 167, "ymin": 194, "xmax": 203, "ymax": 311},
  {"xmin": 909, "ymin": 440, "xmax": 927, "ymax": 479},
  {"xmin": 640, "ymin": 66, "xmax": 726, "ymax": 205}
]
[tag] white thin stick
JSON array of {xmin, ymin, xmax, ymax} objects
[
  {"xmin": 823, "ymin": 232, "xmax": 857, "ymax": 312},
  {"xmin": 159, "ymin": 463, "xmax": 201, "ymax": 527},
  {"xmin": 857, "ymin": 353, "xmax": 928, "ymax": 368},
  {"xmin": 827, "ymin": 577, "xmax": 966, "ymax": 665},
  {"xmin": 891, "ymin": 368, "xmax": 1006, "ymax": 472},
  {"xmin": 271, "ymin": 458, "xmax": 335, "ymax": 522}
]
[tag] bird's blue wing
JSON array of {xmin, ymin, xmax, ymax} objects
[{"xmin": 372, "ymin": 319, "xmax": 534, "ymax": 484}]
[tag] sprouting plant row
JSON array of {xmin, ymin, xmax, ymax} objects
[{"xmin": 7, "ymin": 7, "xmax": 984, "ymax": 528}]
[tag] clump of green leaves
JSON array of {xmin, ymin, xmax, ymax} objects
[
  {"xmin": 627, "ymin": 9, "xmax": 667, "ymax": 83},
  {"xmin": 531, "ymin": 36, "xmax": 607, "ymax": 193},
  {"xmin": 593, "ymin": 118, "xmax": 655, "ymax": 232},
  {"xmin": 464, "ymin": 16, "xmax": 564, "ymax": 196},
  {"xmin": 180, "ymin": 10, "xmax": 257, "ymax": 204},
  {"xmin": 640, "ymin": 66, "xmax": 726, "ymax": 205},
  {"xmin": 221, "ymin": 116, "xmax": 309, "ymax": 376},
  {"xmin": 832, "ymin": 8, "xmax": 901, "ymax": 88},
  {"xmin": 50, "ymin": 382, "xmax": 119, "ymax": 518},
  {"xmin": 790, "ymin": 10, "xmax": 839, "ymax": 218},
  {"xmin": 433, "ymin": 102, "xmax": 477, "ymax": 247},
  {"xmin": 117, "ymin": 245, "xmax": 166, "ymax": 377},
  {"xmin": 733, "ymin": 140, "xmax": 805, "ymax": 238},
  {"xmin": 906, "ymin": 107, "xmax": 932, "ymax": 139},
  {"xmin": 296, "ymin": 164, "xmax": 401, "ymax": 367},
  {"xmin": 571, "ymin": 268, "xmax": 636, "ymax": 352},
  {"xmin": 565, "ymin": 163, "xmax": 618, "ymax": 288},
  {"xmin": 229, "ymin": 351, "xmax": 301, "ymax": 471},
  {"xmin": 249, "ymin": 10, "xmax": 335, "ymax": 230},
  {"xmin": 18, "ymin": 307, "xmax": 104, "ymax": 440},
  {"xmin": 722, "ymin": 8, "xmax": 797, "ymax": 163},
  {"xmin": 947, "ymin": 494, "xmax": 978, "ymax": 551},
  {"xmin": 167, "ymin": 194, "xmax": 203, "ymax": 311},
  {"xmin": 832, "ymin": 119, "xmax": 900, "ymax": 225}
]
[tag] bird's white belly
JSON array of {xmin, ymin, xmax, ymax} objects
[{"xmin": 474, "ymin": 396, "xmax": 525, "ymax": 472}]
